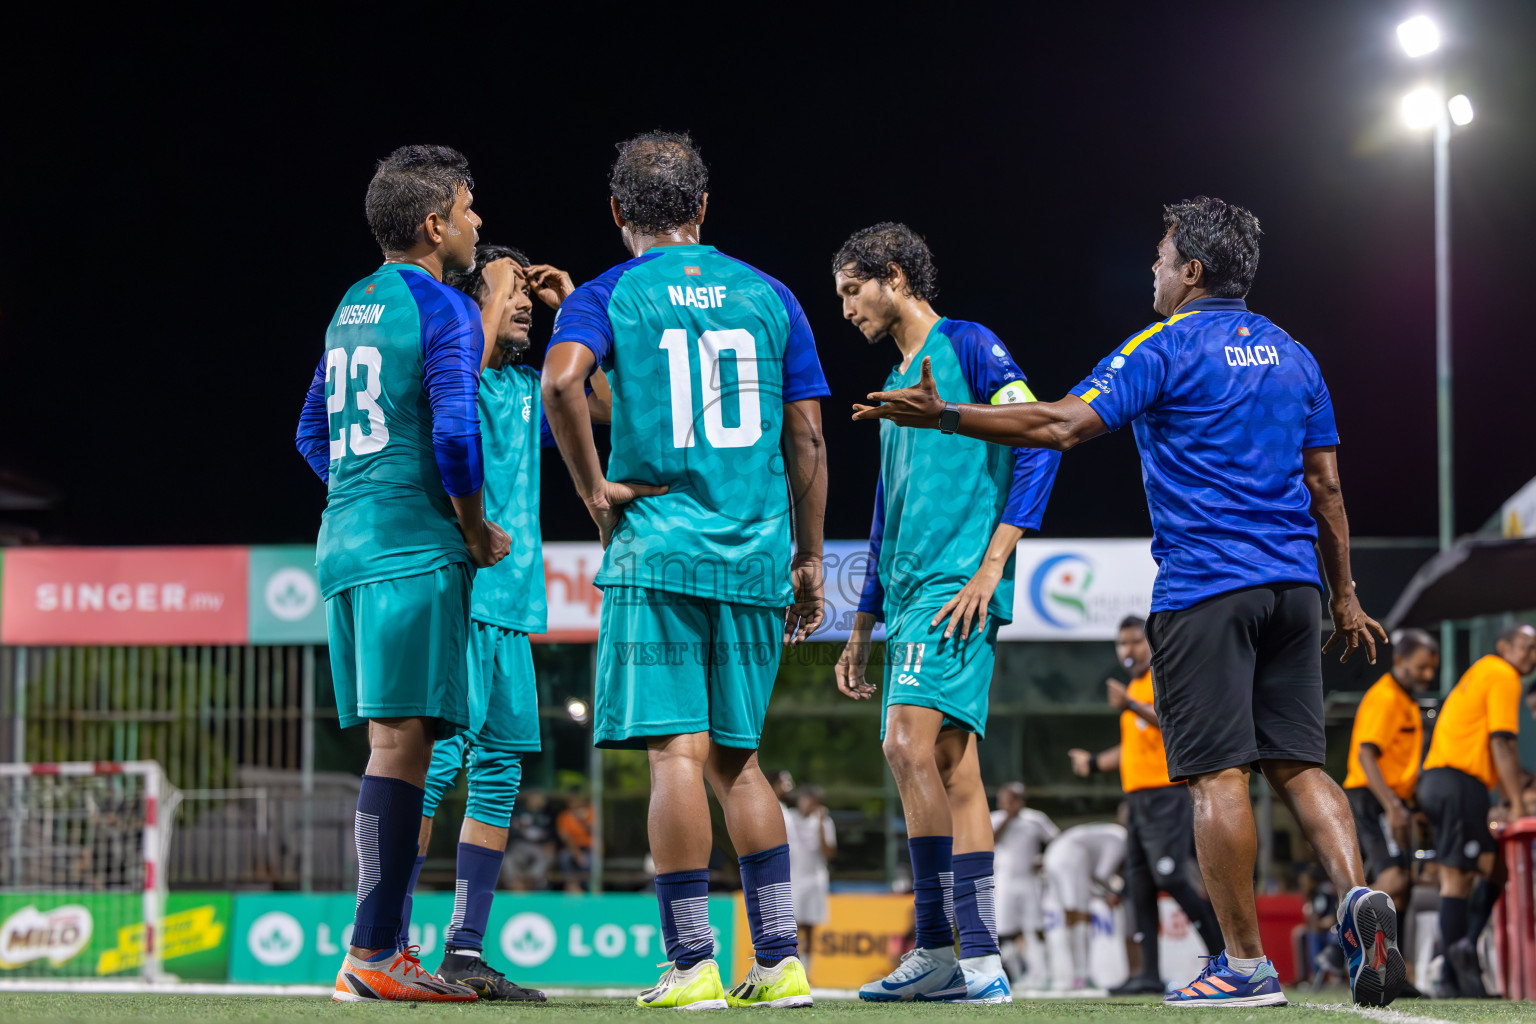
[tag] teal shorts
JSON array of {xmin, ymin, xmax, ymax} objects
[
  {"xmin": 881, "ymin": 610, "xmax": 1001, "ymax": 740},
  {"xmin": 594, "ymin": 586, "xmax": 782, "ymax": 750},
  {"xmin": 422, "ymin": 735, "xmax": 522, "ymax": 828},
  {"xmin": 326, "ymin": 563, "xmax": 472, "ymax": 734},
  {"xmin": 466, "ymin": 621, "xmax": 543, "ymax": 752}
]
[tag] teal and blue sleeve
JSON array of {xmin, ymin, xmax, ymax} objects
[
  {"xmin": 720, "ymin": 256, "xmax": 830, "ymax": 401},
  {"xmin": 856, "ymin": 477, "xmax": 886, "ymax": 621},
  {"xmin": 295, "ymin": 356, "xmax": 331, "ymax": 483},
  {"xmin": 1002, "ymin": 448, "xmax": 1060, "ymax": 530},
  {"xmin": 408, "ymin": 276, "xmax": 484, "ymax": 497},
  {"xmin": 547, "ymin": 276, "xmax": 619, "ymax": 368},
  {"xmin": 773, "ymin": 285, "xmax": 829, "ymax": 402},
  {"xmin": 947, "ymin": 321, "xmax": 1061, "ymax": 531},
  {"xmin": 1068, "ymin": 328, "xmax": 1170, "ymax": 433}
]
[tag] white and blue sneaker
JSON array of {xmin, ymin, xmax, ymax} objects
[
  {"xmin": 858, "ymin": 946, "xmax": 966, "ymax": 1002},
  {"xmin": 955, "ymin": 953, "xmax": 1013, "ymax": 1003},
  {"xmin": 1338, "ymin": 886, "xmax": 1406, "ymax": 1007}
]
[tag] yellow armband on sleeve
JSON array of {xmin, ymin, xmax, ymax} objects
[{"xmin": 990, "ymin": 380, "xmax": 1037, "ymax": 405}]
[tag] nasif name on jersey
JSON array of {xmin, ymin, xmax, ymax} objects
[{"xmin": 548, "ymin": 244, "xmax": 829, "ymax": 608}]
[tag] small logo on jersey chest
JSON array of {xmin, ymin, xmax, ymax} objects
[
  {"xmin": 1236, "ymin": 326, "xmax": 1250, "ymax": 336},
  {"xmin": 684, "ymin": 266, "xmax": 701, "ymax": 275},
  {"xmin": 522, "ymin": 396, "xmax": 532, "ymax": 423},
  {"xmin": 364, "ymin": 284, "xmax": 376, "ymax": 294}
]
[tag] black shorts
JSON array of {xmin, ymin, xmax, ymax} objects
[
  {"xmin": 1125, "ymin": 785, "xmax": 1197, "ymax": 884},
  {"xmin": 1416, "ymin": 766, "xmax": 1493, "ymax": 871},
  {"xmin": 1146, "ymin": 583, "xmax": 1325, "ymax": 782},
  {"xmin": 1346, "ymin": 786, "xmax": 1410, "ymax": 880}
]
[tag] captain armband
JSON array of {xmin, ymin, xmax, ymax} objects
[{"xmin": 990, "ymin": 381, "xmax": 1037, "ymax": 405}]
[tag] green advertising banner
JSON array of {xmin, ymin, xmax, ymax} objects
[
  {"xmin": 247, "ymin": 545, "xmax": 326, "ymax": 644},
  {"xmin": 0, "ymin": 892, "xmax": 231, "ymax": 979},
  {"xmin": 230, "ymin": 892, "xmax": 734, "ymax": 987}
]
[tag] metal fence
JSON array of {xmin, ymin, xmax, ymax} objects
[{"xmin": 2, "ymin": 645, "xmax": 343, "ymax": 891}]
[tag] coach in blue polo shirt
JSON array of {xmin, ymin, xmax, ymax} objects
[{"xmin": 854, "ymin": 197, "xmax": 1401, "ymax": 1010}]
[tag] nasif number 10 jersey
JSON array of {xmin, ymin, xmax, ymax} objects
[
  {"xmin": 296, "ymin": 264, "xmax": 485, "ymax": 598},
  {"xmin": 548, "ymin": 244, "xmax": 830, "ymax": 608}
]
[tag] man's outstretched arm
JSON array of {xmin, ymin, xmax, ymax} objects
[{"xmin": 851, "ymin": 356, "xmax": 1107, "ymax": 450}]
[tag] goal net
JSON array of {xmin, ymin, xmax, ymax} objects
[{"xmin": 0, "ymin": 762, "xmax": 177, "ymax": 980}]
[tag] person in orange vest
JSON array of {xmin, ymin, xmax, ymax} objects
[
  {"xmin": 1342, "ymin": 629, "xmax": 1438, "ymax": 915},
  {"xmin": 1069, "ymin": 615, "xmax": 1223, "ymax": 994},
  {"xmin": 1417, "ymin": 623, "xmax": 1536, "ymax": 997}
]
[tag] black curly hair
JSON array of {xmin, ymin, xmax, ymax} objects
[
  {"xmin": 609, "ymin": 131, "xmax": 708, "ymax": 235},
  {"xmin": 446, "ymin": 243, "xmax": 530, "ymax": 301},
  {"xmin": 364, "ymin": 144, "xmax": 474, "ymax": 253},
  {"xmin": 1162, "ymin": 197, "xmax": 1262, "ymax": 299},
  {"xmin": 832, "ymin": 222, "xmax": 939, "ymax": 302}
]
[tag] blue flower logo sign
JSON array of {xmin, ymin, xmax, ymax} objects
[{"xmin": 1029, "ymin": 553, "xmax": 1095, "ymax": 629}]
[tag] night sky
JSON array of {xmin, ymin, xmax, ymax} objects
[{"xmin": 4, "ymin": 2, "xmax": 1534, "ymax": 549}]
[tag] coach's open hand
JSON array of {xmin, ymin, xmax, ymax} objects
[
  {"xmin": 1322, "ymin": 590, "xmax": 1387, "ymax": 664},
  {"xmin": 853, "ymin": 356, "xmax": 946, "ymax": 428}
]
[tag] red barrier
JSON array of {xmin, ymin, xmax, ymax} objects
[
  {"xmin": 1493, "ymin": 817, "xmax": 1536, "ymax": 1001},
  {"xmin": 1256, "ymin": 893, "xmax": 1305, "ymax": 983}
]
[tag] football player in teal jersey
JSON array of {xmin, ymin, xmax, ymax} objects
[
  {"xmin": 831, "ymin": 223, "xmax": 1060, "ymax": 1004},
  {"xmin": 542, "ymin": 131, "xmax": 829, "ymax": 1010},
  {"xmin": 295, "ymin": 145, "xmax": 509, "ymax": 1003},
  {"xmin": 393, "ymin": 245, "xmax": 611, "ymax": 1000}
]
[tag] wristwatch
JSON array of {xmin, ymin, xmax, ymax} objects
[{"xmin": 938, "ymin": 402, "xmax": 961, "ymax": 434}]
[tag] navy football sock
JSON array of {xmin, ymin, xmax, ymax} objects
[
  {"xmin": 656, "ymin": 869, "xmax": 714, "ymax": 968},
  {"xmin": 351, "ymin": 775, "xmax": 425, "ymax": 951},
  {"xmin": 910, "ymin": 835, "xmax": 955, "ymax": 949},
  {"xmin": 396, "ymin": 853, "xmax": 427, "ymax": 949},
  {"xmin": 739, "ymin": 844, "xmax": 797, "ymax": 966},
  {"xmin": 446, "ymin": 842, "xmax": 504, "ymax": 953},
  {"xmin": 953, "ymin": 851, "xmax": 999, "ymax": 958}
]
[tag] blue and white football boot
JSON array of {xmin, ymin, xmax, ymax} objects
[
  {"xmin": 1338, "ymin": 886, "xmax": 1406, "ymax": 1006},
  {"xmin": 954, "ymin": 953, "xmax": 1013, "ymax": 1004},
  {"xmin": 858, "ymin": 946, "xmax": 966, "ymax": 1002}
]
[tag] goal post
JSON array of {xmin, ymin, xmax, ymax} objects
[{"xmin": 0, "ymin": 761, "xmax": 176, "ymax": 981}]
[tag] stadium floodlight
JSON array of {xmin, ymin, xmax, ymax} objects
[
  {"xmin": 566, "ymin": 697, "xmax": 590, "ymax": 723},
  {"xmin": 1401, "ymin": 86, "xmax": 1443, "ymax": 130},
  {"xmin": 1397, "ymin": 15, "xmax": 1441, "ymax": 57},
  {"xmin": 1448, "ymin": 93, "xmax": 1474, "ymax": 125}
]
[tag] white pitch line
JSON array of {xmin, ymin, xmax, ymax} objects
[{"xmin": 1300, "ymin": 1000, "xmax": 1461, "ymax": 1024}]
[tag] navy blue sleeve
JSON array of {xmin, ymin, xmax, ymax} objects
[
  {"xmin": 856, "ymin": 477, "xmax": 887, "ymax": 620},
  {"xmin": 1068, "ymin": 322, "xmax": 1173, "ymax": 433},
  {"xmin": 1002, "ymin": 448, "xmax": 1061, "ymax": 530},
  {"xmin": 722, "ymin": 256, "xmax": 830, "ymax": 402},
  {"xmin": 547, "ymin": 274, "xmax": 620, "ymax": 369},
  {"xmin": 772, "ymin": 284, "xmax": 830, "ymax": 403},
  {"xmin": 407, "ymin": 275, "xmax": 484, "ymax": 497},
  {"xmin": 946, "ymin": 320, "xmax": 1032, "ymax": 404},
  {"xmin": 945, "ymin": 321, "xmax": 1062, "ymax": 530},
  {"xmin": 295, "ymin": 355, "xmax": 331, "ymax": 483}
]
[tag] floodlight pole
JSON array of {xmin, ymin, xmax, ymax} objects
[{"xmin": 1433, "ymin": 82, "xmax": 1456, "ymax": 693}]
